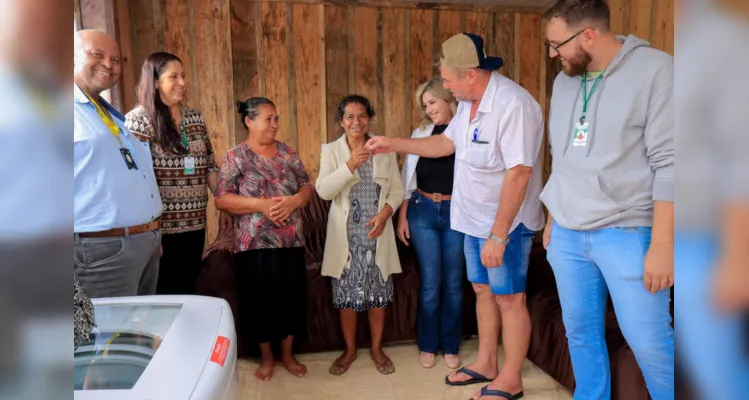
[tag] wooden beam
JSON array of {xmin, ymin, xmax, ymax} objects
[
  {"xmin": 353, "ymin": 7, "xmax": 381, "ymax": 133},
  {"xmin": 629, "ymin": 0, "xmax": 652, "ymax": 40},
  {"xmin": 113, "ymin": 0, "xmax": 136, "ymax": 112},
  {"xmin": 128, "ymin": 0, "xmax": 160, "ymax": 93},
  {"xmin": 652, "ymin": 0, "xmax": 674, "ymax": 54},
  {"xmin": 195, "ymin": 0, "xmax": 235, "ymax": 246},
  {"xmin": 492, "ymin": 12, "xmax": 515, "ymax": 81},
  {"xmin": 517, "ymin": 13, "xmax": 542, "ymax": 102},
  {"xmin": 261, "ymin": 2, "xmax": 294, "ymax": 147},
  {"xmin": 409, "ymin": 9, "xmax": 434, "ymax": 129},
  {"xmin": 252, "ymin": 0, "xmax": 547, "ymax": 14},
  {"xmin": 324, "ymin": 5, "xmax": 350, "ymax": 142},
  {"xmin": 382, "ymin": 8, "xmax": 408, "ymax": 141},
  {"xmin": 230, "ymin": 0, "xmax": 260, "ymax": 144},
  {"xmin": 74, "ymin": 0, "xmax": 83, "ymax": 31},
  {"xmin": 293, "ymin": 3, "xmax": 325, "ymax": 180},
  {"xmin": 164, "ymin": 0, "xmax": 196, "ymax": 106},
  {"xmin": 318, "ymin": 4, "xmax": 328, "ymax": 149}
]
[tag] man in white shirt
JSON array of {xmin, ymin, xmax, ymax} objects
[{"xmin": 367, "ymin": 33, "xmax": 545, "ymax": 400}]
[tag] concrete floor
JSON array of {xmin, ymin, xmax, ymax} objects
[{"xmin": 237, "ymin": 338, "xmax": 573, "ymax": 399}]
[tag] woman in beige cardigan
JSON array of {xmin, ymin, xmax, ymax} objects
[{"xmin": 316, "ymin": 95, "xmax": 404, "ymax": 376}]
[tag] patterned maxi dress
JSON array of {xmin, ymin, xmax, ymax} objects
[{"xmin": 332, "ymin": 157, "xmax": 394, "ymax": 311}]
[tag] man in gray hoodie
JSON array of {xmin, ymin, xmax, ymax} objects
[{"xmin": 540, "ymin": 1, "xmax": 674, "ymax": 399}]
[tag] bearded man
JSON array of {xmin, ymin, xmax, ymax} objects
[{"xmin": 539, "ymin": 1, "xmax": 675, "ymax": 400}]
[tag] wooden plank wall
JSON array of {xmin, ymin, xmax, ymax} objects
[
  {"xmin": 230, "ymin": 0, "xmax": 549, "ymax": 177},
  {"xmin": 113, "ymin": 0, "xmax": 678, "ymax": 245},
  {"xmin": 605, "ymin": 0, "xmax": 674, "ymax": 54}
]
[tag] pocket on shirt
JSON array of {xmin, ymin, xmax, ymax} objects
[{"xmin": 464, "ymin": 141, "xmax": 493, "ymax": 168}]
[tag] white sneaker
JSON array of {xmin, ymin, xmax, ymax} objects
[
  {"xmin": 419, "ymin": 352, "xmax": 436, "ymax": 368},
  {"xmin": 444, "ymin": 354, "xmax": 461, "ymax": 369}
]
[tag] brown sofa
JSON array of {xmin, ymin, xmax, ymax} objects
[{"xmin": 198, "ymin": 192, "xmax": 652, "ymax": 398}]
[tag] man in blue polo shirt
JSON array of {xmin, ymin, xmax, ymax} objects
[{"xmin": 74, "ymin": 29, "xmax": 162, "ymax": 298}]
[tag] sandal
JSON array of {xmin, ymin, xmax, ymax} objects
[
  {"xmin": 329, "ymin": 355, "xmax": 356, "ymax": 376},
  {"xmin": 374, "ymin": 356, "xmax": 395, "ymax": 375},
  {"xmin": 476, "ymin": 386, "xmax": 524, "ymax": 399},
  {"xmin": 445, "ymin": 367, "xmax": 493, "ymax": 386}
]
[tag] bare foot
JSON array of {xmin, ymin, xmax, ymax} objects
[
  {"xmin": 471, "ymin": 374, "xmax": 523, "ymax": 399},
  {"xmin": 281, "ymin": 354, "xmax": 307, "ymax": 377},
  {"xmin": 254, "ymin": 358, "xmax": 275, "ymax": 382},
  {"xmin": 445, "ymin": 362, "xmax": 498, "ymax": 384}
]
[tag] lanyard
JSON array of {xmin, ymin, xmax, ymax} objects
[
  {"xmin": 580, "ymin": 71, "xmax": 605, "ymax": 124},
  {"xmin": 81, "ymin": 88, "xmax": 124, "ymax": 147},
  {"xmin": 179, "ymin": 106, "xmax": 190, "ymax": 155},
  {"xmin": 80, "ymin": 87, "xmax": 142, "ymax": 170}
]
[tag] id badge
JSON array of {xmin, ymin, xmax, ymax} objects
[
  {"xmin": 184, "ymin": 156, "xmax": 196, "ymax": 175},
  {"xmin": 573, "ymin": 122, "xmax": 589, "ymax": 147},
  {"xmin": 120, "ymin": 148, "xmax": 138, "ymax": 170}
]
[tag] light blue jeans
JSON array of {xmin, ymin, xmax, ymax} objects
[
  {"xmin": 546, "ymin": 221, "xmax": 674, "ymax": 400},
  {"xmin": 675, "ymin": 233, "xmax": 749, "ymax": 399},
  {"xmin": 407, "ymin": 192, "xmax": 465, "ymax": 355}
]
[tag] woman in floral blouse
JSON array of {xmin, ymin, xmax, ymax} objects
[
  {"xmin": 125, "ymin": 52, "xmax": 219, "ymax": 295},
  {"xmin": 215, "ymin": 97, "xmax": 313, "ymax": 382}
]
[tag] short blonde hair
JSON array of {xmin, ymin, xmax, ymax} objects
[{"xmin": 414, "ymin": 77, "xmax": 458, "ymax": 129}]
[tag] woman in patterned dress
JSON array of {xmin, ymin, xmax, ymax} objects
[
  {"xmin": 316, "ymin": 95, "xmax": 405, "ymax": 375},
  {"xmin": 215, "ymin": 97, "xmax": 313, "ymax": 381},
  {"xmin": 125, "ymin": 52, "xmax": 219, "ymax": 295}
]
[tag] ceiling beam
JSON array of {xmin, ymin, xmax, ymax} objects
[{"xmin": 245, "ymin": 0, "xmax": 548, "ymax": 14}]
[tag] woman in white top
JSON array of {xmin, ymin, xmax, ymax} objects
[
  {"xmin": 397, "ymin": 78, "xmax": 464, "ymax": 369},
  {"xmin": 316, "ymin": 95, "xmax": 404, "ymax": 376}
]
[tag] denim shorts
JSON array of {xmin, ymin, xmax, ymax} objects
[{"xmin": 464, "ymin": 223, "xmax": 536, "ymax": 295}]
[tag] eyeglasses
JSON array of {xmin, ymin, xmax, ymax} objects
[{"xmin": 545, "ymin": 28, "xmax": 593, "ymax": 54}]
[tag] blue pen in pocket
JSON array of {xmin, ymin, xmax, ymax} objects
[{"xmin": 473, "ymin": 128, "xmax": 478, "ymax": 141}]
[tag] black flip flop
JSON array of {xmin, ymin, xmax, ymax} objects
[
  {"xmin": 444, "ymin": 367, "xmax": 494, "ymax": 386},
  {"xmin": 477, "ymin": 385, "xmax": 524, "ymax": 399}
]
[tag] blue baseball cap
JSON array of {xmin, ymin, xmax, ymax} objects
[{"xmin": 440, "ymin": 32, "xmax": 504, "ymax": 71}]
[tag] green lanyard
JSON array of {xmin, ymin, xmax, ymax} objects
[
  {"xmin": 179, "ymin": 107, "xmax": 190, "ymax": 155},
  {"xmin": 580, "ymin": 71, "xmax": 605, "ymax": 125}
]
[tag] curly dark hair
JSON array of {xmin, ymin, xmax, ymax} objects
[{"xmin": 335, "ymin": 95, "xmax": 376, "ymax": 122}]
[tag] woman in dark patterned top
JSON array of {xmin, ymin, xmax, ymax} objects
[
  {"xmin": 215, "ymin": 97, "xmax": 313, "ymax": 382},
  {"xmin": 124, "ymin": 52, "xmax": 219, "ymax": 295}
]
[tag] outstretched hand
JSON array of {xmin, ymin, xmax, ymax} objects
[{"xmin": 365, "ymin": 136, "xmax": 392, "ymax": 155}]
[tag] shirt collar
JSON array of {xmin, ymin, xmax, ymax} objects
[
  {"xmin": 73, "ymin": 83, "xmax": 89, "ymax": 104},
  {"xmin": 73, "ymin": 83, "xmax": 126, "ymax": 121},
  {"xmin": 477, "ymin": 71, "xmax": 500, "ymax": 114}
]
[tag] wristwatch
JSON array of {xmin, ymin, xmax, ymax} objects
[{"xmin": 489, "ymin": 233, "xmax": 509, "ymax": 246}]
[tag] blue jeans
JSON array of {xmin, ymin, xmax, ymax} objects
[
  {"xmin": 675, "ymin": 233, "xmax": 749, "ymax": 399},
  {"xmin": 464, "ymin": 224, "xmax": 536, "ymax": 295},
  {"xmin": 407, "ymin": 192, "xmax": 465, "ymax": 355},
  {"xmin": 546, "ymin": 221, "xmax": 674, "ymax": 400}
]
